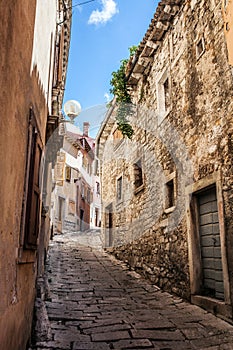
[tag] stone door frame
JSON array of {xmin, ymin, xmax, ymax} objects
[{"xmin": 185, "ymin": 171, "xmax": 232, "ymax": 319}]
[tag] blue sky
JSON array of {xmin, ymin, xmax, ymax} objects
[{"xmin": 64, "ymin": 0, "xmax": 158, "ymax": 136}]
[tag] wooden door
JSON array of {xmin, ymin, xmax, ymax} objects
[{"xmin": 198, "ymin": 187, "xmax": 224, "ymax": 300}]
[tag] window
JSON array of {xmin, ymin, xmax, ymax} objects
[
  {"xmin": 134, "ymin": 159, "xmax": 144, "ymax": 193},
  {"xmin": 157, "ymin": 69, "xmax": 171, "ymax": 124},
  {"xmin": 165, "ymin": 179, "xmax": 175, "ymax": 209},
  {"xmin": 117, "ymin": 176, "xmax": 123, "ymax": 201},
  {"xmin": 21, "ymin": 109, "xmax": 43, "ymax": 249},
  {"xmin": 196, "ymin": 37, "xmax": 205, "ymax": 59},
  {"xmin": 87, "ymin": 162, "xmax": 92, "ymax": 175},
  {"xmin": 96, "ymin": 181, "xmax": 100, "ymax": 195},
  {"xmin": 163, "ymin": 78, "xmax": 170, "ymax": 111},
  {"xmin": 81, "ymin": 184, "xmax": 85, "ymax": 199},
  {"xmin": 65, "ymin": 166, "xmax": 71, "ymax": 182},
  {"xmin": 87, "ymin": 188, "xmax": 91, "ymax": 203},
  {"xmin": 164, "ymin": 172, "xmax": 176, "ymax": 212}
]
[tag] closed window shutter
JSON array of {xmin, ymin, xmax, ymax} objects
[
  {"xmin": 65, "ymin": 166, "xmax": 71, "ymax": 182},
  {"xmin": 24, "ymin": 128, "xmax": 42, "ymax": 249}
]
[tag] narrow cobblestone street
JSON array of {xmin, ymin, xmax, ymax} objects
[{"xmin": 30, "ymin": 231, "xmax": 233, "ymax": 350}]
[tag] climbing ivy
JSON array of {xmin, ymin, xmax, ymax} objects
[{"xmin": 109, "ymin": 46, "xmax": 138, "ymax": 139}]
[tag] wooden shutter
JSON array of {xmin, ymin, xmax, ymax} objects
[
  {"xmin": 24, "ymin": 125, "xmax": 43, "ymax": 249},
  {"xmin": 65, "ymin": 166, "xmax": 71, "ymax": 182}
]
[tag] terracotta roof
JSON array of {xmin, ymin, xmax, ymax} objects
[{"xmin": 65, "ymin": 131, "xmax": 95, "ymax": 158}]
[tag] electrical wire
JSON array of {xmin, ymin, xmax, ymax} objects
[
  {"xmin": 72, "ymin": 0, "xmax": 96, "ymax": 8},
  {"xmin": 58, "ymin": 0, "xmax": 96, "ymax": 25}
]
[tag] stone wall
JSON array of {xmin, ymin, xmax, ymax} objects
[{"xmin": 100, "ymin": 0, "xmax": 233, "ymax": 306}]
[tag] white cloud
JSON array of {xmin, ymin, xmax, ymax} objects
[
  {"xmin": 104, "ymin": 93, "xmax": 111, "ymax": 102},
  {"xmin": 88, "ymin": 0, "xmax": 118, "ymax": 25}
]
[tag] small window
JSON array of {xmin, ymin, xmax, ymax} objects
[
  {"xmin": 134, "ymin": 160, "xmax": 143, "ymax": 189},
  {"xmin": 165, "ymin": 179, "xmax": 175, "ymax": 209},
  {"xmin": 96, "ymin": 181, "xmax": 100, "ymax": 195},
  {"xmin": 65, "ymin": 166, "xmax": 71, "ymax": 182},
  {"xmin": 164, "ymin": 172, "xmax": 176, "ymax": 212},
  {"xmin": 81, "ymin": 184, "xmax": 85, "ymax": 199},
  {"xmin": 163, "ymin": 78, "xmax": 171, "ymax": 111},
  {"xmin": 196, "ymin": 38, "xmax": 205, "ymax": 59},
  {"xmin": 157, "ymin": 69, "xmax": 171, "ymax": 124},
  {"xmin": 117, "ymin": 176, "xmax": 123, "ymax": 201},
  {"xmin": 87, "ymin": 188, "xmax": 91, "ymax": 203}
]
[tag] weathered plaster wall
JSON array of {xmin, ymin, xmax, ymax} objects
[
  {"xmin": 0, "ymin": 1, "xmax": 58, "ymax": 348},
  {"xmin": 30, "ymin": 0, "xmax": 57, "ymax": 111},
  {"xmin": 101, "ymin": 0, "xmax": 233, "ymax": 302}
]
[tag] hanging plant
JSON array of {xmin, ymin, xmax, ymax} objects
[{"xmin": 109, "ymin": 46, "xmax": 138, "ymax": 139}]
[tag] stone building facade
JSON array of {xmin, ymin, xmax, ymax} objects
[
  {"xmin": 0, "ymin": 1, "xmax": 71, "ymax": 348},
  {"xmin": 96, "ymin": 0, "xmax": 233, "ymax": 322}
]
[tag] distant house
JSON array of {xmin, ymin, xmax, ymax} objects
[
  {"xmin": 96, "ymin": 0, "xmax": 233, "ymax": 322},
  {"xmin": 52, "ymin": 123, "xmax": 101, "ymax": 234}
]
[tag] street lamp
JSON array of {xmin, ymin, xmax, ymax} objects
[{"xmin": 60, "ymin": 100, "xmax": 82, "ymax": 123}]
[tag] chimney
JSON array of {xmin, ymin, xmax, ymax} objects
[{"xmin": 83, "ymin": 122, "xmax": 90, "ymax": 137}]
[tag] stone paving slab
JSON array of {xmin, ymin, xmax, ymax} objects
[{"xmin": 29, "ymin": 232, "xmax": 233, "ymax": 350}]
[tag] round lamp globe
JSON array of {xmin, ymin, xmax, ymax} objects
[{"xmin": 64, "ymin": 100, "xmax": 81, "ymax": 122}]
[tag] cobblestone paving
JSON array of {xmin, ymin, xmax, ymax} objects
[{"xmin": 30, "ymin": 231, "xmax": 233, "ymax": 350}]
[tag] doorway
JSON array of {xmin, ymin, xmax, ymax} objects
[
  {"xmin": 105, "ymin": 203, "xmax": 113, "ymax": 247},
  {"xmin": 197, "ymin": 186, "xmax": 224, "ymax": 300},
  {"xmin": 80, "ymin": 209, "xmax": 84, "ymax": 232},
  {"xmin": 58, "ymin": 197, "xmax": 65, "ymax": 233}
]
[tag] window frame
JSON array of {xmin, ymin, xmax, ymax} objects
[
  {"xmin": 133, "ymin": 158, "xmax": 145, "ymax": 194},
  {"xmin": 164, "ymin": 171, "xmax": 176, "ymax": 213},
  {"xmin": 65, "ymin": 165, "xmax": 71, "ymax": 182},
  {"xmin": 157, "ymin": 68, "xmax": 172, "ymax": 124},
  {"xmin": 19, "ymin": 108, "xmax": 43, "ymax": 252},
  {"xmin": 96, "ymin": 181, "xmax": 100, "ymax": 195},
  {"xmin": 116, "ymin": 175, "xmax": 123, "ymax": 203},
  {"xmin": 196, "ymin": 37, "xmax": 205, "ymax": 60}
]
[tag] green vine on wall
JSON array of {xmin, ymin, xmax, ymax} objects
[{"xmin": 109, "ymin": 46, "xmax": 138, "ymax": 139}]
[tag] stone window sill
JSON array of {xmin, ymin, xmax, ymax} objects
[
  {"xmin": 158, "ymin": 108, "xmax": 171, "ymax": 125},
  {"xmin": 164, "ymin": 205, "xmax": 176, "ymax": 214},
  {"xmin": 116, "ymin": 198, "xmax": 123, "ymax": 206},
  {"xmin": 134, "ymin": 184, "xmax": 145, "ymax": 195}
]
